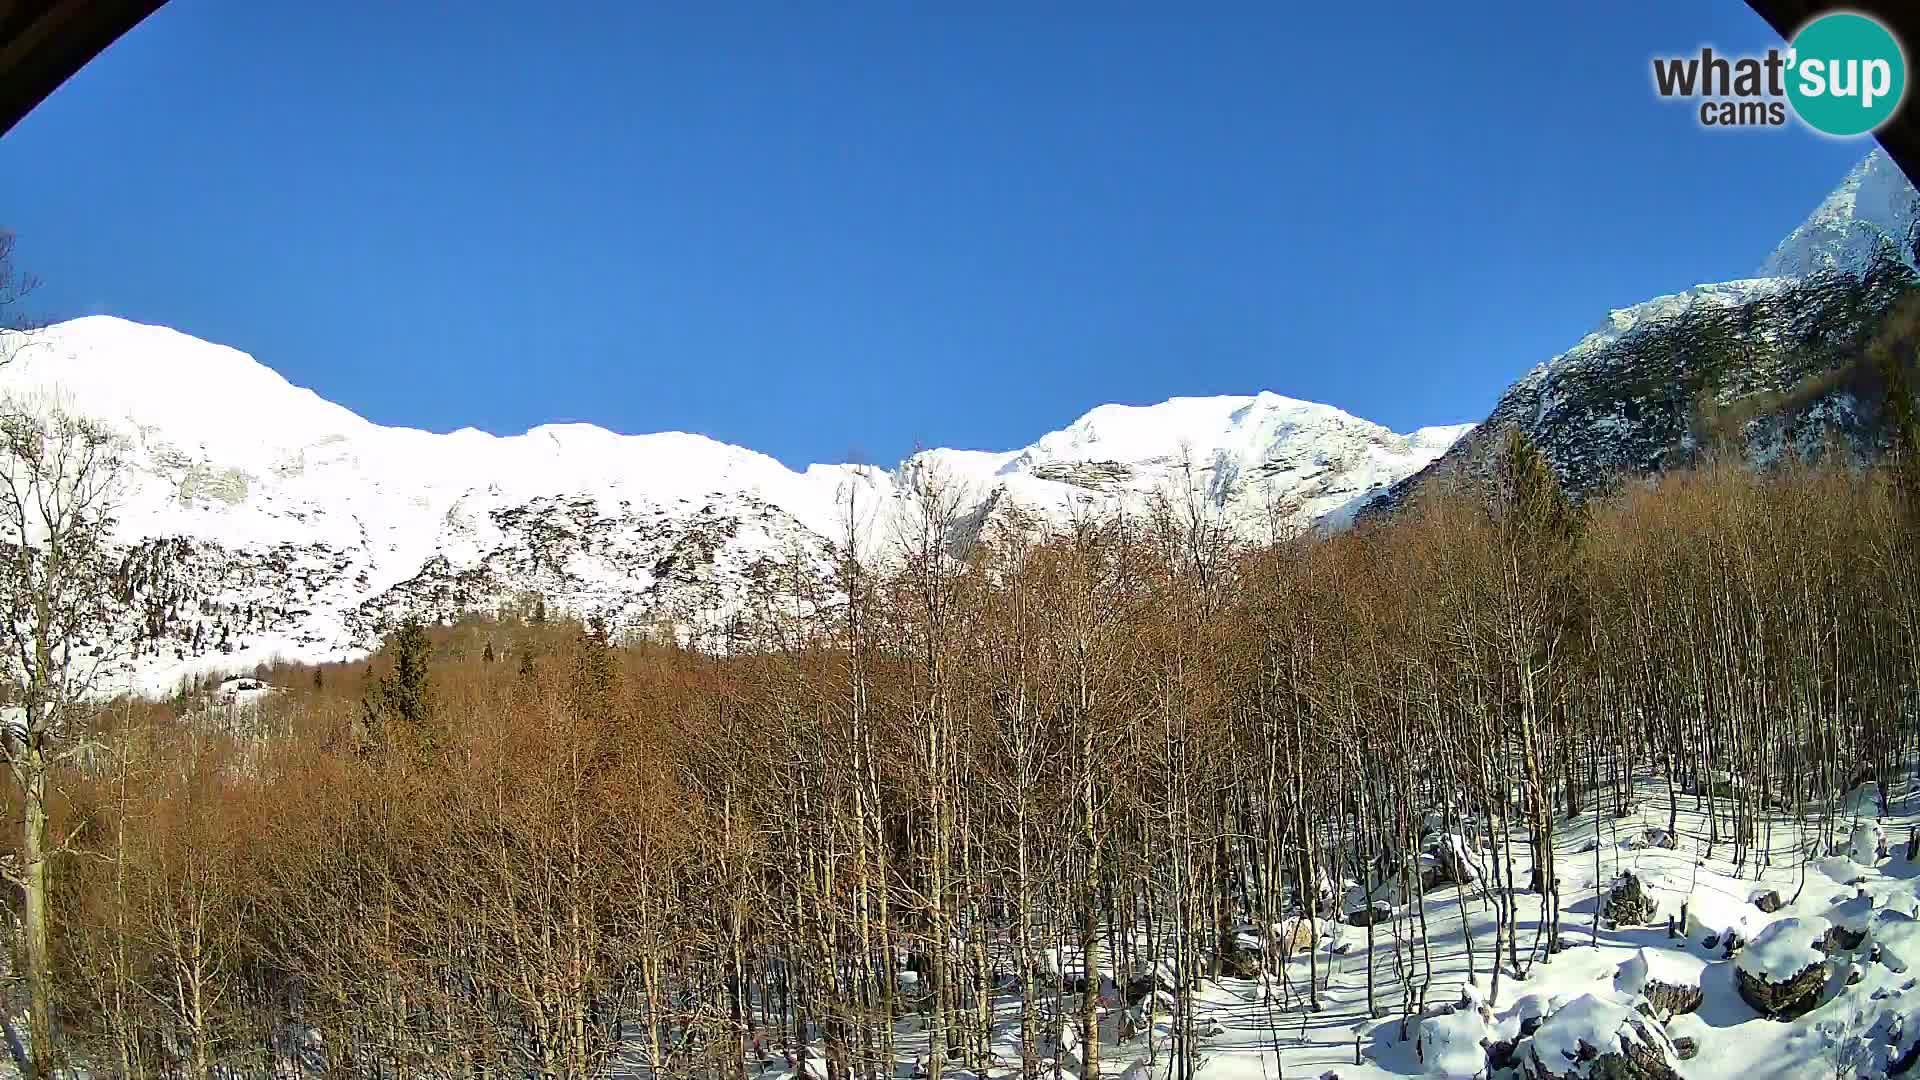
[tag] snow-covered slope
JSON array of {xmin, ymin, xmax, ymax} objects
[
  {"xmin": 1760, "ymin": 149, "xmax": 1920, "ymax": 280},
  {"xmin": 1383, "ymin": 148, "xmax": 1920, "ymax": 507},
  {"xmin": 916, "ymin": 394, "xmax": 1469, "ymax": 533},
  {"xmin": 0, "ymin": 318, "xmax": 1464, "ymax": 691}
]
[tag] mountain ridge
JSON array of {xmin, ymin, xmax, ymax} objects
[
  {"xmin": 1377, "ymin": 148, "xmax": 1920, "ymax": 511},
  {"xmin": 0, "ymin": 316, "xmax": 1468, "ymax": 693}
]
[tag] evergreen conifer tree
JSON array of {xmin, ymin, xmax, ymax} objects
[{"xmin": 357, "ymin": 617, "xmax": 437, "ymax": 758}]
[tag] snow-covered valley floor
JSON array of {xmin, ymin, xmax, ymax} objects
[{"xmin": 701, "ymin": 777, "xmax": 1920, "ymax": 1080}]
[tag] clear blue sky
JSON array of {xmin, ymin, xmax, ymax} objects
[{"xmin": 0, "ymin": 1, "xmax": 1876, "ymax": 468}]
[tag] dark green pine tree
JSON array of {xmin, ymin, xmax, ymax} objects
[
  {"xmin": 1497, "ymin": 425, "xmax": 1583, "ymax": 550},
  {"xmin": 386, "ymin": 619, "xmax": 434, "ymax": 727},
  {"xmin": 571, "ymin": 616, "xmax": 617, "ymax": 727},
  {"xmin": 357, "ymin": 617, "xmax": 437, "ymax": 759},
  {"xmin": 1494, "ymin": 423, "xmax": 1589, "ymax": 881}
]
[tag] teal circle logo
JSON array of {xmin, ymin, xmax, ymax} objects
[{"xmin": 1786, "ymin": 12, "xmax": 1907, "ymax": 136}]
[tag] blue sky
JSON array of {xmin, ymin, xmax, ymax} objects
[{"xmin": 0, "ymin": 1, "xmax": 1876, "ymax": 468}]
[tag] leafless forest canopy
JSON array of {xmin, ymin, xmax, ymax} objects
[{"xmin": 4, "ymin": 422, "xmax": 1913, "ymax": 1080}]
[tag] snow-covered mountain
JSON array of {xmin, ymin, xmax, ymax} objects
[
  {"xmin": 0, "ymin": 317, "xmax": 1465, "ymax": 692},
  {"xmin": 1760, "ymin": 149, "xmax": 1920, "ymax": 280},
  {"xmin": 1382, "ymin": 149, "xmax": 1920, "ymax": 508},
  {"xmin": 14, "ymin": 149, "xmax": 1907, "ymax": 693}
]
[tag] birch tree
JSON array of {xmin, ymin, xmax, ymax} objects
[{"xmin": 0, "ymin": 392, "xmax": 128, "ymax": 1080}]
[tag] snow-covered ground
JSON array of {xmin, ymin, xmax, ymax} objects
[{"xmin": 706, "ymin": 777, "xmax": 1920, "ymax": 1080}]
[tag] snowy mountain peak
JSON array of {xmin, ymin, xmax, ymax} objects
[
  {"xmin": 1017, "ymin": 391, "xmax": 1452, "ymax": 471},
  {"xmin": 1409, "ymin": 423, "xmax": 1477, "ymax": 451},
  {"xmin": 2, "ymin": 315, "xmax": 371, "ymax": 468},
  {"xmin": 0, "ymin": 316, "xmax": 1465, "ymax": 692},
  {"xmin": 1381, "ymin": 149, "xmax": 1920, "ymax": 516},
  {"xmin": 1035, "ymin": 392, "xmax": 1346, "ymax": 459},
  {"xmin": 1759, "ymin": 148, "xmax": 1919, "ymax": 279},
  {"xmin": 896, "ymin": 390, "xmax": 1466, "ymax": 534},
  {"xmin": 1518, "ymin": 152, "xmax": 1915, "ymax": 396}
]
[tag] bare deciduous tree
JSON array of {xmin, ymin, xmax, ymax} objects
[{"xmin": 0, "ymin": 393, "xmax": 128, "ymax": 1080}]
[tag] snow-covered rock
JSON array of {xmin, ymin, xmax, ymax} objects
[
  {"xmin": 1614, "ymin": 947, "xmax": 1705, "ymax": 1021},
  {"xmin": 1510, "ymin": 993, "xmax": 1553, "ymax": 1038},
  {"xmin": 1523, "ymin": 992, "xmax": 1682, "ymax": 1080},
  {"xmin": 1736, "ymin": 916, "xmax": 1835, "ymax": 1019},
  {"xmin": 1621, "ymin": 827, "xmax": 1678, "ymax": 852},
  {"xmin": 1873, "ymin": 909, "xmax": 1920, "ymax": 974},
  {"xmin": 1418, "ymin": 1007, "xmax": 1490, "ymax": 1079},
  {"xmin": 214, "ymin": 675, "xmax": 278, "ymax": 705},
  {"xmin": 1831, "ymin": 892, "xmax": 1876, "ymax": 948},
  {"xmin": 1852, "ymin": 822, "xmax": 1888, "ymax": 866},
  {"xmin": 1603, "ymin": 872, "xmax": 1660, "ymax": 926},
  {"xmin": 1421, "ymin": 833, "xmax": 1482, "ymax": 890}
]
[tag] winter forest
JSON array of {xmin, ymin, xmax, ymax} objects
[{"xmin": 0, "ymin": 270, "xmax": 1916, "ymax": 1080}]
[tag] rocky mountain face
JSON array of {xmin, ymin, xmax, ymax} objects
[
  {"xmin": 0, "ymin": 318, "xmax": 1465, "ymax": 693},
  {"xmin": 1381, "ymin": 149, "xmax": 1920, "ymax": 510}
]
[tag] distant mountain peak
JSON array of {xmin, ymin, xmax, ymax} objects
[
  {"xmin": 1759, "ymin": 148, "xmax": 1919, "ymax": 279},
  {"xmin": 1378, "ymin": 148, "xmax": 1920, "ymax": 518}
]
